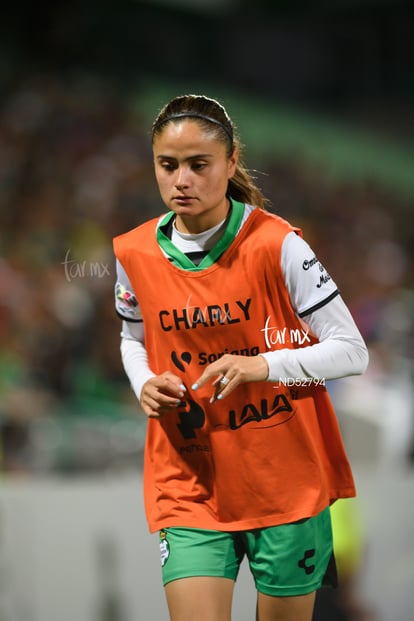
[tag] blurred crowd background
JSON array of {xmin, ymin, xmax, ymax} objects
[
  {"xmin": 0, "ymin": 1, "xmax": 413, "ymax": 619},
  {"xmin": 1, "ymin": 0, "xmax": 413, "ymax": 475}
]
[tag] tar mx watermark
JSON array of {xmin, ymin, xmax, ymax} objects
[{"xmin": 62, "ymin": 249, "xmax": 110, "ymax": 283}]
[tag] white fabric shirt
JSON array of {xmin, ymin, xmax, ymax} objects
[{"xmin": 115, "ymin": 206, "xmax": 369, "ymax": 401}]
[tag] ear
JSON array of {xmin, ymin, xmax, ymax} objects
[{"xmin": 228, "ymin": 147, "xmax": 239, "ymax": 178}]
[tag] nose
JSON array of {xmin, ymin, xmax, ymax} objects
[{"xmin": 175, "ymin": 166, "xmax": 190, "ymax": 189}]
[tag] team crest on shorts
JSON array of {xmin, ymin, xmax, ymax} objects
[{"xmin": 159, "ymin": 530, "xmax": 170, "ymax": 567}]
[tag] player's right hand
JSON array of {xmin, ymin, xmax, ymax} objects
[{"xmin": 140, "ymin": 372, "xmax": 186, "ymax": 418}]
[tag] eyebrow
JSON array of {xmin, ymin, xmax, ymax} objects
[{"xmin": 155, "ymin": 154, "xmax": 213, "ymax": 162}]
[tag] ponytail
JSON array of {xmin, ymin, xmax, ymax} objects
[{"xmin": 228, "ymin": 144, "xmax": 269, "ymax": 210}]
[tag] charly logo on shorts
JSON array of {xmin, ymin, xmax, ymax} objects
[{"xmin": 159, "ymin": 530, "xmax": 170, "ymax": 567}]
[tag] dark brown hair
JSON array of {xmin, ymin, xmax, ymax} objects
[{"xmin": 152, "ymin": 95, "xmax": 269, "ymax": 210}]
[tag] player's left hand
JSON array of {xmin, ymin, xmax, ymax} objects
[{"xmin": 192, "ymin": 354, "xmax": 269, "ymax": 403}]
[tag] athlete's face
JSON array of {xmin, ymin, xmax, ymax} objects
[{"xmin": 153, "ymin": 120, "xmax": 238, "ymax": 233}]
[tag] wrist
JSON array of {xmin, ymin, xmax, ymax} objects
[{"xmin": 258, "ymin": 355, "xmax": 270, "ymax": 381}]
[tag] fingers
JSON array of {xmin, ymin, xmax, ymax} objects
[
  {"xmin": 209, "ymin": 373, "xmax": 234, "ymax": 404},
  {"xmin": 192, "ymin": 354, "xmax": 269, "ymax": 403},
  {"xmin": 140, "ymin": 373, "xmax": 186, "ymax": 418},
  {"xmin": 141, "ymin": 355, "xmax": 269, "ymax": 417}
]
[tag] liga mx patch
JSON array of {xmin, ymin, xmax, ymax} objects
[
  {"xmin": 115, "ymin": 282, "xmax": 141, "ymax": 319},
  {"xmin": 159, "ymin": 530, "xmax": 170, "ymax": 567}
]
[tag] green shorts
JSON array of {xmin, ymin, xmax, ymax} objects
[{"xmin": 159, "ymin": 507, "xmax": 336, "ymax": 597}]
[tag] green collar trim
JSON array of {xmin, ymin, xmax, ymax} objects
[{"xmin": 156, "ymin": 198, "xmax": 245, "ymax": 271}]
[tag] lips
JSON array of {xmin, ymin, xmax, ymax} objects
[{"xmin": 174, "ymin": 195, "xmax": 195, "ymax": 203}]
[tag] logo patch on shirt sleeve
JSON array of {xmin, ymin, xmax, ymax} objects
[{"xmin": 115, "ymin": 282, "xmax": 141, "ymax": 319}]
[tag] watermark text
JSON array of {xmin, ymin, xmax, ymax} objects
[
  {"xmin": 276, "ymin": 378, "xmax": 326, "ymax": 387},
  {"xmin": 62, "ymin": 249, "xmax": 110, "ymax": 282}
]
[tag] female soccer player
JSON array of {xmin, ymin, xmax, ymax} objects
[{"xmin": 113, "ymin": 94, "xmax": 369, "ymax": 621}]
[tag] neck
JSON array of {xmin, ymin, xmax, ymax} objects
[{"xmin": 175, "ymin": 199, "xmax": 231, "ymax": 234}]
